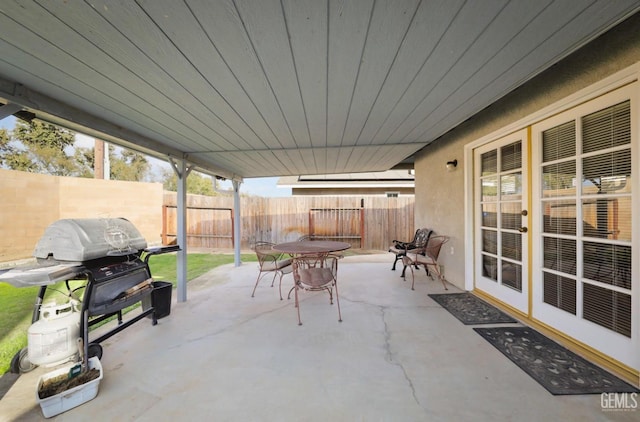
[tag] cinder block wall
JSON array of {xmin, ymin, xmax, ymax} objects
[
  {"xmin": 0, "ymin": 170, "xmax": 60, "ymax": 262},
  {"xmin": 0, "ymin": 168, "xmax": 163, "ymax": 263}
]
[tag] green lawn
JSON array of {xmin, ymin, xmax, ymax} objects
[{"xmin": 0, "ymin": 253, "xmax": 257, "ymax": 375}]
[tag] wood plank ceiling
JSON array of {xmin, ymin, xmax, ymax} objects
[{"xmin": 0, "ymin": 0, "xmax": 639, "ymax": 180}]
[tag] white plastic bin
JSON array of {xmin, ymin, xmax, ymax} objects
[{"xmin": 36, "ymin": 356, "xmax": 103, "ymax": 418}]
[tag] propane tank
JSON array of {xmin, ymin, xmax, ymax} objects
[{"xmin": 27, "ymin": 300, "xmax": 80, "ymax": 366}]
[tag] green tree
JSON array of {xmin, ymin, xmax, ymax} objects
[
  {"xmin": 0, "ymin": 120, "xmax": 82, "ymax": 176},
  {"xmin": 73, "ymin": 145, "xmax": 151, "ymax": 181},
  {"xmin": 0, "ymin": 127, "xmax": 9, "ymax": 146},
  {"xmin": 73, "ymin": 146, "xmax": 95, "ymax": 178},
  {"xmin": 0, "ymin": 127, "xmax": 12, "ymax": 165},
  {"xmin": 1, "ymin": 120, "xmax": 151, "ymax": 181},
  {"xmin": 162, "ymin": 169, "xmax": 218, "ymax": 196},
  {"xmin": 108, "ymin": 147, "xmax": 150, "ymax": 182}
]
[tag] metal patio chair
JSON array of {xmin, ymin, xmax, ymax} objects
[
  {"xmin": 401, "ymin": 235, "xmax": 449, "ymax": 290},
  {"xmin": 388, "ymin": 228, "xmax": 433, "ymax": 277},
  {"xmin": 291, "ymin": 254, "xmax": 342, "ymax": 325},
  {"xmin": 251, "ymin": 241, "xmax": 292, "ymax": 300}
]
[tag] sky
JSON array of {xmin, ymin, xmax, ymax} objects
[
  {"xmin": 219, "ymin": 177, "xmax": 290, "ymax": 197},
  {"xmin": 1, "ymin": 116, "xmax": 291, "ymax": 197},
  {"xmin": 0, "ymin": 115, "xmax": 14, "ymax": 130}
]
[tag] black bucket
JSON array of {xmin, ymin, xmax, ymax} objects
[{"xmin": 142, "ymin": 281, "xmax": 173, "ymax": 319}]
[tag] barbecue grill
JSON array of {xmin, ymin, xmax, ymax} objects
[{"xmin": 0, "ymin": 218, "xmax": 179, "ymax": 373}]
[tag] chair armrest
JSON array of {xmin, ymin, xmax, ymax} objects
[
  {"xmin": 403, "ymin": 242, "xmax": 430, "ymax": 259},
  {"xmin": 392, "ymin": 241, "xmax": 416, "ymax": 251},
  {"xmin": 401, "ymin": 254, "xmax": 415, "ymax": 266}
]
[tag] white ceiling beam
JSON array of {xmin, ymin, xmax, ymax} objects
[
  {"xmin": 0, "ymin": 76, "xmax": 241, "ymax": 181},
  {"xmin": 0, "ymin": 102, "xmax": 22, "ymax": 120}
]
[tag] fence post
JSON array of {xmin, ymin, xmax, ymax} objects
[{"xmin": 360, "ymin": 205, "xmax": 365, "ymax": 249}]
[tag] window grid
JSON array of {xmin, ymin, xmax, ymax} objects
[{"xmin": 540, "ymin": 100, "xmax": 631, "ymax": 336}]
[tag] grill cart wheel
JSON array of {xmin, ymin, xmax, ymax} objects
[
  {"xmin": 10, "ymin": 347, "xmax": 36, "ymax": 374},
  {"xmin": 87, "ymin": 343, "xmax": 103, "ymax": 360}
]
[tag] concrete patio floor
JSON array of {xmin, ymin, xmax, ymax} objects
[{"xmin": 0, "ymin": 253, "xmax": 636, "ymax": 421}]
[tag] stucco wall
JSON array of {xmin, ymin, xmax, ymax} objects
[
  {"xmin": 0, "ymin": 168, "xmax": 163, "ymax": 263},
  {"xmin": 413, "ymin": 12, "xmax": 640, "ymax": 290},
  {"xmin": 414, "ymin": 141, "xmax": 465, "ymax": 287}
]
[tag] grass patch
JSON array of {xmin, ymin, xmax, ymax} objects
[
  {"xmin": 149, "ymin": 252, "xmax": 257, "ymax": 286},
  {"xmin": 0, "ymin": 284, "xmax": 40, "ymax": 376},
  {"xmin": 0, "ymin": 281, "xmax": 85, "ymax": 376},
  {"xmin": 0, "ymin": 253, "xmax": 257, "ymax": 375}
]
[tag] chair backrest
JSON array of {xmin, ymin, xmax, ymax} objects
[
  {"xmin": 424, "ymin": 236, "xmax": 448, "ymax": 261},
  {"xmin": 254, "ymin": 241, "xmax": 279, "ymax": 266},
  {"xmin": 293, "ymin": 254, "xmax": 321, "ymax": 269},
  {"xmin": 253, "ymin": 241, "xmax": 274, "ymax": 252},
  {"xmin": 292, "ymin": 254, "xmax": 338, "ymax": 288},
  {"xmin": 414, "ymin": 228, "xmax": 433, "ymax": 248}
]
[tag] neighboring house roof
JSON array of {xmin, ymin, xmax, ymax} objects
[{"xmin": 278, "ymin": 170, "xmax": 414, "ymax": 192}]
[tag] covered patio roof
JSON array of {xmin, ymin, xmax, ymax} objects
[{"xmin": 1, "ymin": 1, "xmax": 639, "ymax": 180}]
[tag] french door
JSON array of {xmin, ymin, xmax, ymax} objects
[
  {"xmin": 472, "ymin": 84, "xmax": 637, "ymax": 371},
  {"xmin": 474, "ymin": 129, "xmax": 529, "ymax": 313},
  {"xmin": 531, "ymin": 87, "xmax": 637, "ymax": 369}
]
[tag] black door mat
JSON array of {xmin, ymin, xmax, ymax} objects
[
  {"xmin": 428, "ymin": 293, "xmax": 517, "ymax": 325},
  {"xmin": 474, "ymin": 326, "xmax": 640, "ymax": 395}
]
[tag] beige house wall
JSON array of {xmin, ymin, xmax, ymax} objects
[
  {"xmin": 413, "ymin": 13, "xmax": 640, "ymax": 290},
  {"xmin": 0, "ymin": 168, "xmax": 163, "ymax": 262}
]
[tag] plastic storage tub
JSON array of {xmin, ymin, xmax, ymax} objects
[{"xmin": 36, "ymin": 356, "xmax": 103, "ymax": 418}]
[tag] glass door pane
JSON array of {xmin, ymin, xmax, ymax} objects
[{"xmin": 475, "ymin": 131, "xmax": 528, "ymax": 313}]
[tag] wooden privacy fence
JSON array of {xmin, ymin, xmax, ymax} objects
[
  {"xmin": 309, "ymin": 207, "xmax": 365, "ymax": 248},
  {"xmin": 162, "ymin": 205, "xmax": 234, "ymax": 247},
  {"xmin": 162, "ymin": 193, "xmax": 415, "ymax": 251}
]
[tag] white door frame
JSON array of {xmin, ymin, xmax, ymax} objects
[
  {"xmin": 530, "ymin": 86, "xmax": 638, "ymax": 369},
  {"xmin": 462, "ymin": 64, "xmax": 640, "ymax": 371},
  {"xmin": 472, "ymin": 129, "xmax": 529, "ymax": 313}
]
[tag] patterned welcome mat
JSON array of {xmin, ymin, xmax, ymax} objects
[
  {"xmin": 474, "ymin": 326, "xmax": 640, "ymax": 395},
  {"xmin": 428, "ymin": 293, "xmax": 517, "ymax": 325}
]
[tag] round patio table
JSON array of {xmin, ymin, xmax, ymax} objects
[
  {"xmin": 274, "ymin": 240, "xmax": 350, "ymax": 325},
  {"xmin": 272, "ymin": 240, "xmax": 351, "ymax": 256}
]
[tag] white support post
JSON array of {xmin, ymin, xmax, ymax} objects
[
  {"xmin": 169, "ymin": 157, "xmax": 193, "ymax": 302},
  {"xmin": 233, "ymin": 180, "xmax": 242, "ymax": 267},
  {"xmin": 0, "ymin": 102, "xmax": 22, "ymax": 119}
]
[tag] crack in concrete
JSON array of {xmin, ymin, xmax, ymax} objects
[
  {"xmin": 379, "ymin": 305, "xmax": 423, "ymax": 410},
  {"xmin": 170, "ymin": 292, "xmax": 428, "ymax": 417},
  {"xmin": 310, "ymin": 294, "xmax": 426, "ymax": 409}
]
